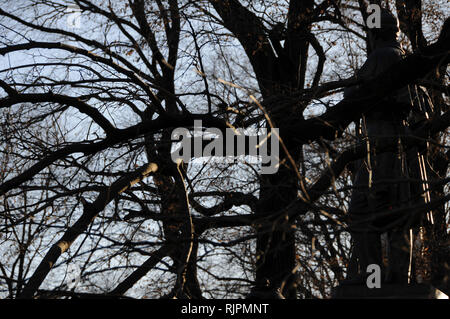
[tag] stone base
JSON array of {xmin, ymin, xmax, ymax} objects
[{"xmin": 331, "ymin": 283, "xmax": 448, "ymax": 299}]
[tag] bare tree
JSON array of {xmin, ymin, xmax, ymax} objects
[{"xmin": 0, "ymin": 0, "xmax": 448, "ymax": 299}]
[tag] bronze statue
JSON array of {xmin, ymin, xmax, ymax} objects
[{"xmin": 344, "ymin": 9, "xmax": 415, "ymax": 285}]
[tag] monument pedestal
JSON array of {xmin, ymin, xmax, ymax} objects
[{"xmin": 331, "ymin": 283, "xmax": 448, "ymax": 299}]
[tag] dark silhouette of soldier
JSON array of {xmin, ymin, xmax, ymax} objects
[{"xmin": 344, "ymin": 9, "xmax": 414, "ymax": 285}]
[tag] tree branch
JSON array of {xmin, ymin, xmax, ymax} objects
[{"xmin": 17, "ymin": 162, "xmax": 159, "ymax": 298}]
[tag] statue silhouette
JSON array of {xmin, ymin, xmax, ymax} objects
[{"xmin": 344, "ymin": 9, "xmax": 415, "ymax": 285}]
